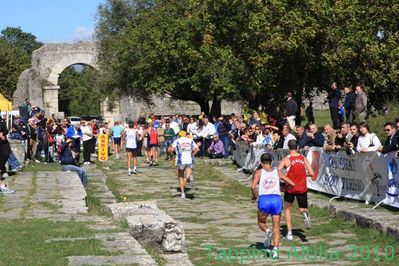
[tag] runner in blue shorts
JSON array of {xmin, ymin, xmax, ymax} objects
[{"xmin": 251, "ymin": 153, "xmax": 296, "ymax": 259}]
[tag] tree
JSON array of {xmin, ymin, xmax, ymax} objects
[
  {"xmin": 0, "ymin": 27, "xmax": 42, "ymax": 100},
  {"xmin": 1, "ymin": 27, "xmax": 43, "ymax": 54},
  {"xmin": 0, "ymin": 39, "xmax": 30, "ymax": 100},
  {"xmin": 95, "ymin": 0, "xmax": 399, "ymax": 114},
  {"xmin": 58, "ymin": 65, "xmax": 101, "ymax": 116}
]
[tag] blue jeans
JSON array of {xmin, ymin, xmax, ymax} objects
[
  {"xmin": 220, "ymin": 135, "xmax": 230, "ymax": 157},
  {"xmin": 61, "ymin": 164, "xmax": 88, "ymax": 188},
  {"xmin": 159, "ymin": 141, "xmax": 167, "ymax": 156},
  {"xmin": 8, "ymin": 151, "xmax": 21, "ymax": 170}
]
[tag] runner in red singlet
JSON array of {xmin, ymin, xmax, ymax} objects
[{"xmin": 278, "ymin": 139, "xmax": 316, "ymax": 241}]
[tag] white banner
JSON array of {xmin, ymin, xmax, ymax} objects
[{"xmin": 233, "ymin": 143, "xmax": 398, "ymax": 208}]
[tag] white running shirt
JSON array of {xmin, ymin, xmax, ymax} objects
[
  {"xmin": 125, "ymin": 128, "xmax": 137, "ymax": 149},
  {"xmin": 172, "ymin": 137, "xmax": 198, "ymax": 165},
  {"xmin": 258, "ymin": 168, "xmax": 280, "ymax": 196}
]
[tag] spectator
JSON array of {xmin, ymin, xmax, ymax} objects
[
  {"xmin": 218, "ymin": 117, "xmax": 231, "ymax": 157},
  {"xmin": 281, "ymin": 123, "xmax": 296, "ymax": 149},
  {"xmin": 81, "ymin": 121, "xmax": 94, "ymax": 165},
  {"xmin": 164, "ymin": 122, "xmax": 175, "ymax": 160},
  {"xmin": 187, "ymin": 117, "xmax": 198, "ymax": 137},
  {"xmin": 296, "ymin": 126, "xmax": 308, "ymax": 149},
  {"xmin": 254, "ymin": 125, "xmax": 265, "ymax": 144},
  {"xmin": 66, "ymin": 123, "xmax": 83, "ymax": 164},
  {"xmin": 395, "ymin": 118, "xmax": 399, "ymax": 130},
  {"xmin": 378, "ymin": 122, "xmax": 399, "ymax": 154},
  {"xmin": 323, "ymin": 124, "xmax": 337, "ymax": 151},
  {"xmin": 252, "ymin": 111, "xmax": 262, "ymax": 127},
  {"xmin": 27, "ymin": 118, "xmax": 37, "ymax": 161},
  {"xmin": 262, "ymin": 126, "xmax": 275, "ymax": 149},
  {"xmin": 347, "ymin": 123, "xmax": 359, "ymax": 152},
  {"xmin": 208, "ymin": 134, "xmax": 225, "ymax": 159},
  {"xmin": 60, "ymin": 137, "xmax": 88, "ymax": 188},
  {"xmin": 343, "ymin": 87, "xmax": 356, "ymax": 123},
  {"xmin": 354, "ymin": 84, "xmax": 368, "ymax": 123},
  {"xmin": 157, "ymin": 120, "xmax": 166, "ymax": 157},
  {"xmin": 305, "ymin": 102, "xmax": 315, "ymax": 124},
  {"xmin": 338, "ymin": 101, "xmax": 345, "ymax": 124},
  {"xmin": 326, "ymin": 82, "xmax": 341, "ymax": 129},
  {"xmin": 357, "ymin": 122, "xmax": 381, "ymax": 152},
  {"xmin": 202, "ymin": 116, "xmax": 216, "ymax": 155},
  {"xmin": 334, "ymin": 123, "xmax": 351, "ymax": 149},
  {"xmin": 304, "ymin": 124, "xmax": 325, "ymax": 149},
  {"xmin": 285, "ymin": 92, "xmax": 298, "ymax": 130},
  {"xmin": 19, "ymin": 98, "xmax": 32, "ymax": 120},
  {"xmin": 35, "ymin": 119, "xmax": 50, "ymax": 163},
  {"xmin": 0, "ymin": 117, "xmax": 14, "ymax": 193},
  {"xmin": 272, "ymin": 130, "xmax": 283, "ymax": 150}
]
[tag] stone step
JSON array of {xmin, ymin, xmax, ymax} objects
[{"xmin": 68, "ymin": 255, "xmax": 157, "ymax": 266}]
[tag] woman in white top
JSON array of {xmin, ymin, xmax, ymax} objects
[
  {"xmin": 187, "ymin": 117, "xmax": 198, "ymax": 137},
  {"xmin": 356, "ymin": 122, "xmax": 381, "ymax": 152}
]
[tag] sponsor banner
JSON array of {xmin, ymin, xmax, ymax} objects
[
  {"xmin": 98, "ymin": 134, "xmax": 108, "ymax": 161},
  {"xmin": 384, "ymin": 153, "xmax": 399, "ymax": 208},
  {"xmin": 233, "ymin": 142, "xmax": 397, "ymax": 208}
]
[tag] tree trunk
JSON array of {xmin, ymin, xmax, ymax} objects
[
  {"xmin": 198, "ymin": 100, "xmax": 210, "ymax": 114},
  {"xmin": 210, "ymin": 97, "xmax": 221, "ymax": 116}
]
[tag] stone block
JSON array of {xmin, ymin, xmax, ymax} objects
[
  {"xmin": 107, "ymin": 201, "xmax": 186, "ymax": 253},
  {"xmin": 106, "ymin": 201, "xmax": 158, "ymax": 221}
]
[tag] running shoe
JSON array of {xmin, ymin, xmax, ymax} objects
[
  {"xmin": 128, "ymin": 169, "xmax": 132, "ymax": 176},
  {"xmin": 285, "ymin": 232, "xmax": 293, "ymax": 241},
  {"xmin": 180, "ymin": 193, "xmax": 186, "ymax": 199},
  {"xmin": 263, "ymin": 229, "xmax": 273, "ymax": 247},
  {"xmin": 132, "ymin": 169, "xmax": 138, "ymax": 174},
  {"xmin": 304, "ymin": 217, "xmax": 311, "ymax": 229},
  {"xmin": 0, "ymin": 184, "xmax": 15, "ymax": 194},
  {"xmin": 2, "ymin": 173, "xmax": 9, "ymax": 178},
  {"xmin": 271, "ymin": 247, "xmax": 279, "ymax": 260}
]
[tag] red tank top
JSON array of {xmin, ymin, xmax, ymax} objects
[
  {"xmin": 149, "ymin": 128, "xmax": 158, "ymax": 145},
  {"xmin": 286, "ymin": 155, "xmax": 307, "ymax": 193}
]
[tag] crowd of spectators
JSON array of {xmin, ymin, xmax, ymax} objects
[{"xmin": 2, "ymin": 87, "xmax": 399, "ymax": 194}]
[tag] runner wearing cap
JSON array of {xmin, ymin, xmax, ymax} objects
[
  {"xmin": 251, "ymin": 153, "xmax": 295, "ymax": 258},
  {"xmin": 168, "ymin": 131, "xmax": 199, "ymax": 199},
  {"xmin": 278, "ymin": 139, "xmax": 316, "ymax": 240}
]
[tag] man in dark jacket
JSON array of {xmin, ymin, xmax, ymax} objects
[
  {"xmin": 378, "ymin": 122, "xmax": 399, "ymax": 154},
  {"xmin": 327, "ymin": 82, "xmax": 341, "ymax": 129},
  {"xmin": 285, "ymin": 92, "xmax": 298, "ymax": 130},
  {"xmin": 343, "ymin": 87, "xmax": 356, "ymax": 123},
  {"xmin": 60, "ymin": 137, "xmax": 88, "ymax": 188}
]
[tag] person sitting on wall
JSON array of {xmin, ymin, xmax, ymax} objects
[
  {"xmin": 60, "ymin": 137, "xmax": 88, "ymax": 188},
  {"xmin": 208, "ymin": 134, "xmax": 225, "ymax": 159}
]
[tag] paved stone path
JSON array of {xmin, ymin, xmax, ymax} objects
[
  {"xmin": 102, "ymin": 157, "xmax": 389, "ymax": 265},
  {"xmin": 0, "ymin": 166, "xmax": 157, "ymax": 266},
  {"xmin": 2, "ymin": 155, "xmax": 398, "ymax": 265}
]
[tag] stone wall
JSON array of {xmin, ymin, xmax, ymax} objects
[{"xmin": 102, "ymin": 95, "xmax": 244, "ymax": 124}]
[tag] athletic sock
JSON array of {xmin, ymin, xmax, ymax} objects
[
  {"xmin": 134, "ymin": 166, "xmax": 137, "ymax": 170},
  {"xmin": 303, "ymin": 211, "xmax": 310, "ymax": 220}
]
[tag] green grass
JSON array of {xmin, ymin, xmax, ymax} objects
[
  {"xmin": 143, "ymin": 244, "xmax": 167, "ymax": 266},
  {"xmin": 0, "ymin": 219, "xmax": 115, "ymax": 266}
]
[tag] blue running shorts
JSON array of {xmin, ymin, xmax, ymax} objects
[{"xmin": 258, "ymin": 194, "xmax": 283, "ymax": 215}]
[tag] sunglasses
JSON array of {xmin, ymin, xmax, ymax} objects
[{"xmin": 384, "ymin": 129, "xmax": 391, "ymax": 132}]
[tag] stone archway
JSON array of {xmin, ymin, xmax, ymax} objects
[{"xmin": 13, "ymin": 42, "xmax": 98, "ymax": 115}]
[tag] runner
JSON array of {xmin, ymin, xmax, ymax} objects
[
  {"xmin": 278, "ymin": 139, "xmax": 316, "ymax": 240},
  {"xmin": 147, "ymin": 121, "xmax": 159, "ymax": 166},
  {"xmin": 123, "ymin": 121, "xmax": 138, "ymax": 175},
  {"xmin": 251, "ymin": 153, "xmax": 295, "ymax": 258},
  {"xmin": 168, "ymin": 131, "xmax": 199, "ymax": 199},
  {"xmin": 112, "ymin": 121, "xmax": 123, "ymax": 159}
]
